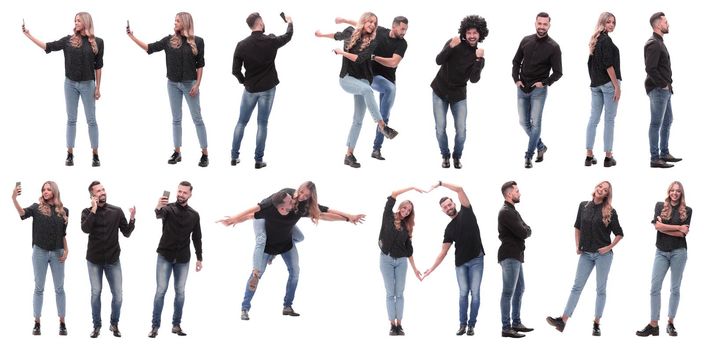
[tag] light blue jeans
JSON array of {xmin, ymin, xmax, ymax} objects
[
  {"xmin": 87, "ymin": 259, "xmax": 123, "ymax": 328},
  {"xmin": 339, "ymin": 75, "xmax": 383, "ymax": 149},
  {"xmin": 563, "ymin": 251, "xmax": 613, "ymax": 319},
  {"xmin": 241, "ymin": 245, "xmax": 300, "ymax": 311},
  {"xmin": 32, "ymin": 245, "xmax": 66, "ymax": 319},
  {"xmin": 166, "ymin": 80, "xmax": 208, "ymax": 149},
  {"xmin": 650, "ymin": 248, "xmax": 687, "ymax": 320},
  {"xmin": 500, "ymin": 258, "xmax": 524, "ymax": 330},
  {"xmin": 252, "ymin": 219, "xmax": 304, "ymax": 273},
  {"xmin": 231, "ymin": 87, "xmax": 277, "ymax": 161},
  {"xmin": 517, "ymin": 87, "xmax": 547, "ymax": 159},
  {"xmin": 432, "ymin": 92, "xmax": 467, "ymax": 159},
  {"xmin": 151, "ymin": 255, "xmax": 190, "ymax": 328},
  {"xmin": 648, "ymin": 88, "xmax": 674, "ymax": 161},
  {"xmin": 64, "ymin": 78, "xmax": 98, "ymax": 149},
  {"xmin": 371, "ymin": 75, "xmax": 396, "ymax": 151},
  {"xmin": 586, "ymin": 81, "xmax": 619, "ymax": 152},
  {"xmin": 456, "ymin": 254, "xmax": 483, "ymax": 327},
  {"xmin": 380, "ymin": 253, "xmax": 408, "ymax": 321}
]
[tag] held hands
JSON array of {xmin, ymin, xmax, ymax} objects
[
  {"xmin": 449, "ymin": 36, "xmax": 461, "ymax": 48},
  {"xmin": 413, "ymin": 269, "xmax": 423, "ymax": 281}
]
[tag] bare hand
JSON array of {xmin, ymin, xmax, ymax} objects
[
  {"xmin": 515, "ymin": 81, "xmax": 525, "ymax": 88},
  {"xmin": 195, "ymin": 260, "xmax": 203, "ymax": 272},
  {"xmin": 314, "ymin": 30, "xmax": 323, "ymax": 37},
  {"xmin": 423, "ymin": 268, "xmax": 433, "ymax": 279},
  {"xmin": 414, "ymin": 269, "xmax": 423, "ymax": 281},
  {"xmin": 334, "ymin": 17, "xmax": 345, "ymax": 24},
  {"xmin": 576, "ymin": 248, "xmax": 582, "ymax": 255},
  {"xmin": 91, "ymin": 195, "xmax": 98, "ymax": 210},
  {"xmin": 680, "ymin": 225, "xmax": 689, "ymax": 235},
  {"xmin": 156, "ymin": 196, "xmax": 168, "ymax": 209},
  {"xmin": 475, "ymin": 48, "xmax": 484, "ymax": 58},
  {"xmin": 126, "ymin": 26, "xmax": 132, "ymax": 35},
  {"xmin": 597, "ymin": 246, "xmax": 611, "ymax": 255},
  {"xmin": 613, "ymin": 85, "xmax": 621, "ymax": 102},
  {"xmin": 217, "ymin": 216, "xmax": 237, "ymax": 227},
  {"xmin": 129, "ymin": 206, "xmax": 136, "ymax": 220},
  {"xmin": 189, "ymin": 84, "xmax": 199, "ymax": 97},
  {"xmin": 333, "ymin": 48, "xmax": 344, "ymax": 55},
  {"xmin": 12, "ymin": 185, "xmax": 21, "ymax": 199},
  {"xmin": 22, "ymin": 25, "xmax": 29, "ymax": 34},
  {"xmin": 59, "ymin": 250, "xmax": 68, "ymax": 263},
  {"xmin": 532, "ymin": 81, "xmax": 545, "ymax": 88},
  {"xmin": 349, "ymin": 214, "xmax": 366, "ymax": 224},
  {"xmin": 449, "ymin": 36, "xmax": 461, "ymax": 48},
  {"xmin": 94, "ymin": 87, "xmax": 101, "ymax": 100},
  {"xmin": 285, "ymin": 16, "xmax": 292, "ymax": 24}
]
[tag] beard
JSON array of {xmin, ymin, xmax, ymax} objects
[
  {"xmin": 536, "ymin": 29, "xmax": 547, "ymax": 37},
  {"xmin": 446, "ymin": 208, "xmax": 457, "ymax": 217},
  {"xmin": 177, "ymin": 196, "xmax": 188, "ymax": 205},
  {"xmin": 98, "ymin": 195, "xmax": 107, "ymax": 204}
]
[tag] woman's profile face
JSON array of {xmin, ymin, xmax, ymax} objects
[
  {"xmin": 74, "ymin": 15, "xmax": 84, "ymax": 33},
  {"xmin": 363, "ymin": 17, "xmax": 377, "ymax": 34},
  {"xmin": 174, "ymin": 16, "xmax": 183, "ymax": 33}
]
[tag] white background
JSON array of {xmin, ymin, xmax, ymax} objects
[{"xmin": 1, "ymin": 0, "xmax": 700, "ymax": 349}]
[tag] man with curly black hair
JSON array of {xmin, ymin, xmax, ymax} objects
[
  {"xmin": 430, "ymin": 15, "xmax": 487, "ymax": 169},
  {"xmin": 512, "ymin": 12, "xmax": 562, "ymax": 169}
]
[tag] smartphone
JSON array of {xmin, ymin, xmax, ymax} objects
[
  {"xmin": 280, "ymin": 12, "xmax": 287, "ymax": 22},
  {"xmin": 15, "ymin": 181, "xmax": 21, "ymax": 195},
  {"xmin": 127, "ymin": 20, "xmax": 130, "ymax": 28},
  {"xmin": 22, "ymin": 18, "xmax": 25, "ymax": 26},
  {"xmin": 162, "ymin": 190, "xmax": 170, "ymax": 200}
]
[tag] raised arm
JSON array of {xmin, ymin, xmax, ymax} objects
[
  {"xmin": 218, "ymin": 205, "xmax": 261, "ymax": 227},
  {"xmin": 430, "ymin": 181, "xmax": 469, "ymax": 207},
  {"xmin": 22, "ymin": 24, "xmax": 47, "ymax": 50},
  {"xmin": 11, "ymin": 184, "xmax": 25, "ymax": 217},
  {"xmin": 322, "ymin": 208, "xmax": 366, "ymax": 224},
  {"xmin": 314, "ymin": 30, "xmax": 336, "ymax": 39},
  {"xmin": 391, "ymin": 187, "xmax": 424, "ymax": 199},
  {"xmin": 335, "ymin": 17, "xmax": 358, "ymax": 26},
  {"xmin": 126, "ymin": 26, "xmax": 149, "ymax": 51}
]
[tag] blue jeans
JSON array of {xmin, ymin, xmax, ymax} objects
[
  {"xmin": 648, "ymin": 88, "xmax": 674, "ymax": 160},
  {"xmin": 64, "ymin": 78, "xmax": 98, "ymax": 149},
  {"xmin": 32, "ymin": 245, "xmax": 66, "ymax": 319},
  {"xmin": 87, "ymin": 259, "xmax": 123, "ymax": 327},
  {"xmin": 650, "ymin": 248, "xmax": 687, "ymax": 320},
  {"xmin": 241, "ymin": 245, "xmax": 300, "ymax": 311},
  {"xmin": 371, "ymin": 75, "xmax": 396, "ymax": 150},
  {"xmin": 380, "ymin": 253, "xmax": 408, "ymax": 321},
  {"xmin": 517, "ymin": 87, "xmax": 547, "ymax": 159},
  {"xmin": 432, "ymin": 92, "xmax": 467, "ymax": 159},
  {"xmin": 231, "ymin": 87, "xmax": 277, "ymax": 161},
  {"xmin": 456, "ymin": 254, "xmax": 483, "ymax": 327},
  {"xmin": 338, "ymin": 75, "xmax": 383, "ymax": 149},
  {"xmin": 252, "ymin": 219, "xmax": 304, "ymax": 273},
  {"xmin": 563, "ymin": 251, "xmax": 613, "ymax": 319},
  {"xmin": 166, "ymin": 80, "xmax": 208, "ymax": 149},
  {"xmin": 151, "ymin": 255, "xmax": 190, "ymax": 328},
  {"xmin": 586, "ymin": 81, "xmax": 619, "ymax": 152},
  {"xmin": 500, "ymin": 258, "xmax": 524, "ymax": 330}
]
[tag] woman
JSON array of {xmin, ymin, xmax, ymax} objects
[
  {"xmin": 585, "ymin": 12, "xmax": 621, "ymax": 167},
  {"xmin": 315, "ymin": 12, "xmax": 398, "ymax": 168},
  {"xmin": 12, "ymin": 181, "xmax": 69, "ymax": 336},
  {"xmin": 546, "ymin": 181, "xmax": 623, "ymax": 336},
  {"xmin": 127, "ymin": 12, "xmax": 209, "ymax": 167},
  {"xmin": 636, "ymin": 181, "xmax": 692, "ymax": 337},
  {"xmin": 23, "ymin": 12, "xmax": 104, "ymax": 167},
  {"xmin": 378, "ymin": 187, "xmax": 422, "ymax": 336}
]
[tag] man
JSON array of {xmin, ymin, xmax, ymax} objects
[
  {"xmin": 336, "ymin": 16, "xmax": 409, "ymax": 161},
  {"xmin": 231, "ymin": 12, "xmax": 293, "ymax": 169},
  {"xmin": 645, "ymin": 12, "xmax": 680, "ymax": 168},
  {"xmin": 431, "ymin": 15, "xmax": 487, "ymax": 169},
  {"xmin": 81, "ymin": 181, "xmax": 135, "ymax": 338},
  {"xmin": 424, "ymin": 181, "xmax": 485, "ymax": 336},
  {"xmin": 498, "ymin": 181, "xmax": 533, "ymax": 338},
  {"xmin": 512, "ymin": 12, "xmax": 562, "ymax": 169},
  {"xmin": 148, "ymin": 181, "xmax": 203, "ymax": 338}
]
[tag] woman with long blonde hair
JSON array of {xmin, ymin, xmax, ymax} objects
[
  {"xmin": 315, "ymin": 12, "xmax": 398, "ymax": 168},
  {"xmin": 23, "ymin": 12, "xmax": 104, "ymax": 167},
  {"xmin": 12, "ymin": 181, "xmax": 70, "ymax": 336},
  {"xmin": 378, "ymin": 187, "xmax": 423, "ymax": 335},
  {"xmin": 127, "ymin": 12, "xmax": 209, "ymax": 167},
  {"xmin": 547, "ymin": 181, "xmax": 623, "ymax": 336},
  {"xmin": 636, "ymin": 181, "xmax": 692, "ymax": 337},
  {"xmin": 585, "ymin": 12, "xmax": 621, "ymax": 167}
]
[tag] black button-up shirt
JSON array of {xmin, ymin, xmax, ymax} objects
[
  {"xmin": 588, "ymin": 31, "xmax": 621, "ymax": 87},
  {"xmin": 232, "ymin": 23, "xmax": 293, "ymax": 93},
  {"xmin": 498, "ymin": 202, "xmax": 532, "ymax": 263},
  {"xmin": 574, "ymin": 201, "xmax": 623, "ymax": 253},
  {"xmin": 148, "ymin": 35, "xmax": 205, "ymax": 82},
  {"xmin": 431, "ymin": 39, "xmax": 485, "ymax": 103},
  {"xmin": 652, "ymin": 202, "xmax": 692, "ymax": 252},
  {"xmin": 379, "ymin": 197, "xmax": 413, "ymax": 258},
  {"xmin": 512, "ymin": 34, "xmax": 562, "ymax": 92},
  {"xmin": 21, "ymin": 204, "xmax": 68, "ymax": 251},
  {"xmin": 644, "ymin": 33, "xmax": 673, "ymax": 93},
  {"xmin": 334, "ymin": 26, "xmax": 378, "ymax": 83},
  {"xmin": 155, "ymin": 203, "xmax": 203, "ymax": 263},
  {"xmin": 81, "ymin": 203, "xmax": 135, "ymax": 264},
  {"xmin": 45, "ymin": 35, "xmax": 104, "ymax": 81}
]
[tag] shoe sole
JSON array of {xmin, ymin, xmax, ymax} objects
[{"xmin": 168, "ymin": 157, "xmax": 182, "ymax": 164}]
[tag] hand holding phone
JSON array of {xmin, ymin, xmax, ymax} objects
[
  {"xmin": 126, "ymin": 20, "xmax": 131, "ymax": 34},
  {"xmin": 15, "ymin": 181, "xmax": 22, "ymax": 196},
  {"xmin": 280, "ymin": 12, "xmax": 287, "ymax": 23},
  {"xmin": 22, "ymin": 18, "xmax": 27, "ymax": 33},
  {"xmin": 163, "ymin": 190, "xmax": 170, "ymax": 200}
]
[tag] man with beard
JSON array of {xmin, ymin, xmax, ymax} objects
[
  {"xmin": 335, "ymin": 15, "xmax": 409, "ymax": 161},
  {"xmin": 498, "ymin": 181, "xmax": 533, "ymax": 338},
  {"xmin": 512, "ymin": 12, "xmax": 562, "ymax": 169},
  {"xmin": 81, "ymin": 181, "xmax": 135, "ymax": 338},
  {"xmin": 423, "ymin": 181, "xmax": 485, "ymax": 336},
  {"xmin": 148, "ymin": 181, "xmax": 203, "ymax": 338}
]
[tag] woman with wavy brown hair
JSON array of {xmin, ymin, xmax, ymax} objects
[
  {"xmin": 23, "ymin": 12, "xmax": 104, "ymax": 167},
  {"xmin": 315, "ymin": 12, "xmax": 398, "ymax": 168},
  {"xmin": 546, "ymin": 181, "xmax": 623, "ymax": 336},
  {"xmin": 12, "ymin": 181, "xmax": 69, "ymax": 336},
  {"xmin": 636, "ymin": 181, "xmax": 692, "ymax": 337},
  {"xmin": 127, "ymin": 12, "xmax": 209, "ymax": 167}
]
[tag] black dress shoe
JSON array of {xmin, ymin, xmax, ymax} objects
[
  {"xmin": 585, "ymin": 156, "xmax": 596, "ymax": 166},
  {"xmin": 467, "ymin": 326, "xmax": 474, "ymax": 336},
  {"xmin": 254, "ymin": 160, "xmax": 267, "ymax": 169},
  {"xmin": 660, "ymin": 154, "xmax": 682, "ymax": 162},
  {"xmin": 396, "ymin": 325, "xmax": 405, "ymax": 336},
  {"xmin": 109, "ymin": 324, "xmax": 121, "ymax": 337},
  {"xmin": 592, "ymin": 322, "xmax": 601, "ymax": 336},
  {"xmin": 65, "ymin": 152, "xmax": 74, "ymax": 166},
  {"xmin": 168, "ymin": 151, "xmax": 181, "ymax": 164},
  {"xmin": 380, "ymin": 125, "xmax": 398, "ymax": 139},
  {"xmin": 524, "ymin": 158, "xmax": 533, "ymax": 169},
  {"xmin": 32, "ymin": 322, "xmax": 41, "ymax": 335},
  {"xmin": 172, "ymin": 325, "xmax": 187, "ymax": 336},
  {"xmin": 148, "ymin": 327, "xmax": 158, "ymax": 338},
  {"xmin": 90, "ymin": 327, "xmax": 101, "ymax": 338},
  {"xmin": 282, "ymin": 306, "xmax": 300, "ymax": 316},
  {"xmin": 502, "ymin": 328, "xmax": 525, "ymax": 338},
  {"xmin": 650, "ymin": 159, "xmax": 674, "ymax": 168},
  {"xmin": 636, "ymin": 323, "xmax": 659, "ymax": 336},
  {"xmin": 456, "ymin": 325, "xmax": 466, "ymax": 336},
  {"xmin": 536, "ymin": 146, "xmax": 548, "ymax": 162},
  {"xmin": 344, "ymin": 154, "xmax": 360, "ymax": 168},
  {"xmin": 198, "ymin": 154, "xmax": 209, "ymax": 167},
  {"xmin": 666, "ymin": 323, "xmax": 677, "ymax": 336},
  {"xmin": 92, "ymin": 154, "xmax": 101, "ymax": 167},
  {"xmin": 546, "ymin": 316, "xmax": 565, "ymax": 332},
  {"xmin": 603, "ymin": 156, "xmax": 616, "ymax": 167},
  {"xmin": 59, "ymin": 322, "xmax": 67, "ymax": 336},
  {"xmin": 389, "ymin": 325, "xmax": 398, "ymax": 336},
  {"xmin": 441, "ymin": 156, "xmax": 450, "ymax": 168},
  {"xmin": 371, "ymin": 149, "xmax": 385, "ymax": 160},
  {"xmin": 231, "ymin": 158, "xmax": 240, "ymax": 166},
  {"xmin": 512, "ymin": 323, "xmax": 534, "ymax": 332},
  {"xmin": 453, "ymin": 158, "xmax": 462, "ymax": 169}
]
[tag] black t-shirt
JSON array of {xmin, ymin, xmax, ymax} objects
[
  {"xmin": 443, "ymin": 205, "xmax": 485, "ymax": 266},
  {"xmin": 574, "ymin": 201, "xmax": 623, "ymax": 253},
  {"xmin": 21, "ymin": 203, "xmax": 68, "ymax": 251},
  {"xmin": 652, "ymin": 202, "xmax": 692, "ymax": 252},
  {"xmin": 371, "ymin": 26, "xmax": 407, "ymax": 83}
]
